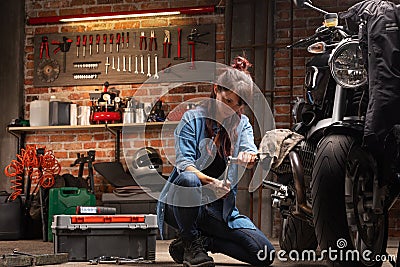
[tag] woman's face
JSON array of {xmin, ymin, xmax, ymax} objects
[{"xmin": 214, "ymin": 87, "xmax": 243, "ymax": 120}]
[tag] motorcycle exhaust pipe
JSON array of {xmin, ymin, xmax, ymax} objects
[{"xmin": 288, "ymin": 151, "xmax": 313, "ymax": 217}]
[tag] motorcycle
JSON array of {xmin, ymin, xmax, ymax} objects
[{"xmin": 260, "ymin": 0, "xmax": 400, "ymax": 266}]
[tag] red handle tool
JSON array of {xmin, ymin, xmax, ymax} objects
[
  {"xmin": 109, "ymin": 34, "xmax": 114, "ymax": 53},
  {"xmin": 82, "ymin": 35, "xmax": 87, "ymax": 57},
  {"xmin": 76, "ymin": 36, "xmax": 81, "ymax": 57},
  {"xmin": 116, "ymin": 33, "xmax": 121, "ymax": 52},
  {"xmin": 126, "ymin": 32, "xmax": 129, "ymax": 48},
  {"xmin": 89, "ymin": 35, "xmax": 93, "ymax": 55},
  {"xmin": 103, "ymin": 34, "xmax": 107, "ymax": 53},
  {"xmin": 96, "ymin": 34, "xmax": 100, "ymax": 54}
]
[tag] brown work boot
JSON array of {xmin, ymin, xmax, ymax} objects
[{"xmin": 182, "ymin": 235, "xmax": 214, "ymax": 267}]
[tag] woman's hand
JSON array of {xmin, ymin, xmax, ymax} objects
[
  {"xmin": 210, "ymin": 178, "xmax": 231, "ymax": 199},
  {"xmin": 237, "ymin": 151, "xmax": 258, "ymax": 169}
]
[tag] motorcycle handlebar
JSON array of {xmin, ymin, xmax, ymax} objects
[{"xmin": 286, "ymin": 27, "xmax": 334, "ymax": 49}]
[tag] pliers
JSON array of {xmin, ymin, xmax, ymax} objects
[
  {"xmin": 139, "ymin": 31, "xmax": 147, "ymax": 50},
  {"xmin": 163, "ymin": 30, "xmax": 171, "ymax": 58},
  {"xmin": 40, "ymin": 36, "xmax": 50, "ymax": 59},
  {"xmin": 149, "ymin": 30, "xmax": 157, "ymax": 51}
]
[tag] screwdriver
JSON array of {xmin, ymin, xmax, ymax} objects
[
  {"xmin": 76, "ymin": 36, "xmax": 81, "ymax": 58},
  {"xmin": 126, "ymin": 32, "xmax": 129, "ymax": 48},
  {"xmin": 82, "ymin": 35, "xmax": 87, "ymax": 57},
  {"xmin": 109, "ymin": 34, "xmax": 114, "ymax": 53},
  {"xmin": 116, "ymin": 33, "xmax": 121, "ymax": 53},
  {"xmin": 96, "ymin": 34, "xmax": 100, "ymax": 54},
  {"xmin": 89, "ymin": 35, "xmax": 93, "ymax": 56},
  {"xmin": 103, "ymin": 34, "xmax": 107, "ymax": 53}
]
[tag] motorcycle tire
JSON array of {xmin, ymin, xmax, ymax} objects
[
  {"xmin": 279, "ymin": 216, "xmax": 318, "ymax": 252},
  {"xmin": 311, "ymin": 134, "xmax": 387, "ymax": 267}
]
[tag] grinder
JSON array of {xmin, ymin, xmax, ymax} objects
[{"xmin": 90, "ymin": 81, "xmax": 122, "ymax": 124}]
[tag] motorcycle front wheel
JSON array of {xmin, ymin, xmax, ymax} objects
[
  {"xmin": 279, "ymin": 216, "xmax": 318, "ymax": 252},
  {"xmin": 311, "ymin": 134, "xmax": 387, "ymax": 267}
]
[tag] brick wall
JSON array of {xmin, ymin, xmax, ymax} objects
[{"xmin": 24, "ymin": 0, "xmax": 223, "ymax": 199}]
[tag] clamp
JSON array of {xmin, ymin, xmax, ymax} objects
[{"xmin": 163, "ymin": 30, "xmax": 171, "ymax": 58}]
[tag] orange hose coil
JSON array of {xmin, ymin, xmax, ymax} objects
[{"xmin": 4, "ymin": 145, "xmax": 61, "ymax": 200}]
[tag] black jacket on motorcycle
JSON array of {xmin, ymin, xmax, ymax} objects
[{"xmin": 341, "ymin": 0, "xmax": 400, "ymax": 156}]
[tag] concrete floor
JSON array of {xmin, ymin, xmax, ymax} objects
[{"xmin": 0, "ymin": 239, "xmax": 398, "ymax": 267}]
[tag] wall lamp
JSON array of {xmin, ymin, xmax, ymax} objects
[{"xmin": 28, "ymin": 5, "xmax": 216, "ymax": 25}]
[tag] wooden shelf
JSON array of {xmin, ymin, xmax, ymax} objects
[{"xmin": 7, "ymin": 121, "xmax": 179, "ymax": 133}]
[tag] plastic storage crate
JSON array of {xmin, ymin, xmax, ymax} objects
[
  {"xmin": 52, "ymin": 214, "xmax": 157, "ymax": 261},
  {"xmin": 48, "ymin": 187, "xmax": 96, "ymax": 241}
]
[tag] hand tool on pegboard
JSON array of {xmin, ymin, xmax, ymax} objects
[
  {"xmin": 121, "ymin": 32, "xmax": 125, "ymax": 50},
  {"xmin": 116, "ymin": 33, "xmax": 121, "ymax": 52},
  {"xmin": 109, "ymin": 33, "xmax": 114, "ymax": 53},
  {"xmin": 163, "ymin": 30, "xmax": 171, "ymax": 58},
  {"xmin": 96, "ymin": 34, "xmax": 100, "ymax": 54},
  {"xmin": 40, "ymin": 36, "xmax": 50, "ymax": 59},
  {"xmin": 103, "ymin": 34, "xmax": 107, "ymax": 53},
  {"xmin": 89, "ymin": 35, "xmax": 93, "ymax": 56},
  {"xmin": 174, "ymin": 28, "xmax": 185, "ymax": 61},
  {"xmin": 126, "ymin": 32, "xmax": 130, "ymax": 48},
  {"xmin": 82, "ymin": 35, "xmax": 87, "ymax": 57},
  {"xmin": 76, "ymin": 36, "xmax": 81, "ymax": 58},
  {"xmin": 133, "ymin": 32, "xmax": 136, "ymax": 49},
  {"xmin": 187, "ymin": 28, "xmax": 210, "ymax": 69},
  {"xmin": 37, "ymin": 58, "xmax": 60, "ymax": 82},
  {"xmin": 154, "ymin": 54, "xmax": 159, "ymax": 79},
  {"xmin": 140, "ymin": 31, "xmax": 147, "ymax": 50},
  {"xmin": 51, "ymin": 36, "xmax": 72, "ymax": 72},
  {"xmin": 149, "ymin": 30, "xmax": 157, "ymax": 51}
]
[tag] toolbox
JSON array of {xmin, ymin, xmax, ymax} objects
[
  {"xmin": 47, "ymin": 187, "xmax": 96, "ymax": 241},
  {"xmin": 52, "ymin": 214, "xmax": 157, "ymax": 261}
]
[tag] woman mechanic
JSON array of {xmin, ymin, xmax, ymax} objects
[{"xmin": 157, "ymin": 57, "xmax": 275, "ymax": 267}]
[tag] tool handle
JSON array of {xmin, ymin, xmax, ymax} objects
[
  {"xmin": 126, "ymin": 32, "xmax": 129, "ymax": 45},
  {"xmin": 82, "ymin": 35, "xmax": 87, "ymax": 46},
  {"xmin": 177, "ymin": 28, "xmax": 182, "ymax": 57},
  {"xmin": 116, "ymin": 33, "xmax": 121, "ymax": 44},
  {"xmin": 96, "ymin": 34, "xmax": 100, "ymax": 44},
  {"xmin": 89, "ymin": 35, "xmax": 93, "ymax": 45},
  {"xmin": 103, "ymin": 34, "xmax": 107, "ymax": 44},
  {"xmin": 110, "ymin": 34, "xmax": 114, "ymax": 44},
  {"xmin": 76, "ymin": 36, "xmax": 81, "ymax": 46}
]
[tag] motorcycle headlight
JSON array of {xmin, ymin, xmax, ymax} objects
[{"xmin": 329, "ymin": 39, "xmax": 367, "ymax": 88}]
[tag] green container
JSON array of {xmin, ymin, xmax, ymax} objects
[{"xmin": 47, "ymin": 187, "xmax": 96, "ymax": 241}]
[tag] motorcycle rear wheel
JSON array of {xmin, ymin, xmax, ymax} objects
[{"xmin": 311, "ymin": 134, "xmax": 387, "ymax": 267}]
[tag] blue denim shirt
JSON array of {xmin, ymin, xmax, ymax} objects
[{"xmin": 157, "ymin": 107, "xmax": 258, "ymax": 238}]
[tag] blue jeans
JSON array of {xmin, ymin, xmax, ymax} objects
[{"xmin": 164, "ymin": 172, "xmax": 275, "ymax": 266}]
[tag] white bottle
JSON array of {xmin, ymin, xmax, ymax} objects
[{"xmin": 30, "ymin": 100, "xmax": 50, "ymax": 126}]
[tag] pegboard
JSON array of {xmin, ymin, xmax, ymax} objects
[{"xmin": 33, "ymin": 24, "xmax": 215, "ymax": 87}]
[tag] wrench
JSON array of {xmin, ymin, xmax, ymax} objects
[
  {"xmin": 154, "ymin": 54, "xmax": 159, "ymax": 79},
  {"xmin": 117, "ymin": 56, "xmax": 120, "ymax": 71},
  {"xmin": 112, "ymin": 56, "xmax": 115, "ymax": 69},
  {"xmin": 147, "ymin": 54, "xmax": 151, "ymax": 77},
  {"xmin": 128, "ymin": 55, "xmax": 132, "ymax": 72},
  {"xmin": 134, "ymin": 55, "xmax": 138, "ymax": 74},
  {"xmin": 140, "ymin": 54, "xmax": 144, "ymax": 74},
  {"xmin": 123, "ymin": 55, "xmax": 126, "ymax": 72}
]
